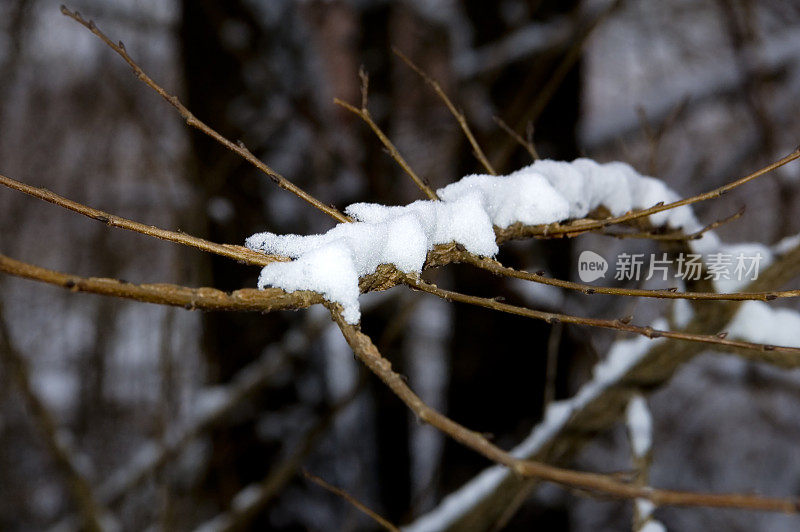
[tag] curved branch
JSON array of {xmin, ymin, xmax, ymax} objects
[
  {"xmin": 330, "ymin": 307, "xmax": 800, "ymax": 515},
  {"xmin": 304, "ymin": 471, "xmax": 400, "ymax": 532}
]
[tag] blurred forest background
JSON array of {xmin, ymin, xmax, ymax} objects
[{"xmin": 3, "ymin": 0, "xmax": 800, "ymax": 530}]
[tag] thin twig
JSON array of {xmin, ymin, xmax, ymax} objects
[
  {"xmin": 393, "ymin": 46, "xmax": 497, "ymax": 175},
  {"xmin": 60, "ymin": 5, "xmax": 349, "ymax": 223},
  {"xmin": 491, "ymin": 479, "xmax": 538, "ymax": 531},
  {"xmin": 334, "ymin": 80, "xmax": 439, "ymax": 201},
  {"xmin": 0, "ymin": 173, "xmax": 285, "ymax": 267},
  {"xmin": 600, "ymin": 207, "xmax": 744, "ymax": 241},
  {"xmin": 330, "ymin": 307, "xmax": 800, "ymax": 514},
  {"xmin": 303, "ymin": 470, "xmax": 400, "ymax": 532},
  {"xmin": 404, "ymin": 275, "xmax": 800, "ymax": 355},
  {"xmin": 493, "ymin": 116, "xmax": 539, "ymax": 161},
  {"xmin": 462, "ymin": 252, "xmax": 800, "ymax": 302}
]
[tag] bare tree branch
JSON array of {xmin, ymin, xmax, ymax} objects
[
  {"xmin": 334, "ymin": 70, "xmax": 439, "ymax": 201},
  {"xmin": 303, "ymin": 470, "xmax": 400, "ymax": 532},
  {"xmin": 393, "ymin": 46, "xmax": 497, "ymax": 175},
  {"xmin": 0, "ymin": 253, "xmax": 322, "ymax": 312},
  {"xmin": 0, "ymin": 173, "xmax": 284, "ymax": 267},
  {"xmin": 59, "ymin": 5, "xmax": 350, "ymax": 223},
  {"xmin": 462, "ymin": 252, "xmax": 800, "ymax": 302},
  {"xmin": 330, "ymin": 305, "xmax": 800, "ymax": 514},
  {"xmin": 404, "ymin": 275, "xmax": 800, "ymax": 355},
  {"xmin": 492, "ymin": 116, "xmax": 539, "ymax": 161}
]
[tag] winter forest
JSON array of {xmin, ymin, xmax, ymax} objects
[{"xmin": 4, "ymin": 0, "xmax": 800, "ymax": 530}]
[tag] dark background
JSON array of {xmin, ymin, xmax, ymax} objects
[{"xmin": 2, "ymin": 0, "xmax": 800, "ymax": 530}]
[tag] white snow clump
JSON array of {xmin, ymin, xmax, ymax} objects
[{"xmin": 246, "ymin": 159, "xmax": 711, "ymax": 324}]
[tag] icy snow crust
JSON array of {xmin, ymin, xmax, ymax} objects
[{"xmin": 247, "ymin": 158, "xmax": 709, "ymax": 323}]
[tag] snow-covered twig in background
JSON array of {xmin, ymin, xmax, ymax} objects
[
  {"xmin": 626, "ymin": 395, "xmax": 665, "ymax": 532},
  {"xmin": 626, "ymin": 394, "xmax": 652, "ymax": 461},
  {"xmin": 99, "ymin": 313, "xmax": 326, "ymax": 508},
  {"xmin": 48, "ymin": 314, "xmax": 331, "ymax": 532}
]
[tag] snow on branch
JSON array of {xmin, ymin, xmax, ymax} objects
[
  {"xmin": 248, "ymin": 159, "xmax": 701, "ymax": 323},
  {"xmin": 247, "ymin": 154, "xmax": 798, "ymax": 324},
  {"xmin": 11, "ymin": 10, "xmax": 798, "ymax": 531}
]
